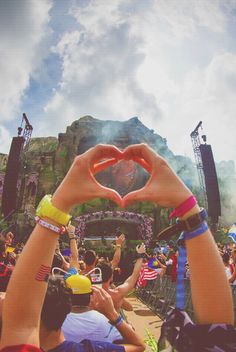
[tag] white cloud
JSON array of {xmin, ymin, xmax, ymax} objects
[
  {"xmin": 43, "ymin": 0, "xmax": 162, "ymax": 134},
  {"xmin": 0, "ymin": 125, "xmax": 11, "ymax": 155},
  {"xmin": 32, "ymin": 0, "xmax": 236, "ymax": 167},
  {"xmin": 0, "ymin": 0, "xmax": 52, "ymax": 124}
]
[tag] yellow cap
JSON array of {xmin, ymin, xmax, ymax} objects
[{"xmin": 65, "ymin": 274, "xmax": 92, "ymax": 294}]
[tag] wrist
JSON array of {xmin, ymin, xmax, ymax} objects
[
  {"xmin": 51, "ymin": 193, "xmax": 72, "ymax": 214},
  {"xmin": 136, "ymin": 253, "xmax": 146, "ymax": 260},
  {"xmin": 179, "ymin": 204, "xmax": 201, "ymax": 220},
  {"xmin": 108, "ymin": 313, "xmax": 124, "ymax": 327},
  {"xmin": 106, "ymin": 310, "xmax": 119, "ymax": 322}
]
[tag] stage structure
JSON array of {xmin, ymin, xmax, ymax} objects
[
  {"xmin": 190, "ymin": 122, "xmax": 221, "ymax": 224},
  {"xmin": 0, "ymin": 116, "xmax": 198, "ymax": 240},
  {"xmin": 1, "ymin": 114, "xmax": 33, "ymax": 219}
]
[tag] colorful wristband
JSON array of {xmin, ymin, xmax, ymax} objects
[
  {"xmin": 176, "ymin": 221, "xmax": 209, "ymax": 310},
  {"xmin": 109, "ymin": 314, "xmax": 124, "ymax": 327},
  {"xmin": 35, "ymin": 216, "xmax": 66, "ymax": 235},
  {"xmin": 169, "ymin": 195, "xmax": 197, "ymax": 219}
]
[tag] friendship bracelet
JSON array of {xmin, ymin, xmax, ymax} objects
[
  {"xmin": 169, "ymin": 195, "xmax": 197, "ymax": 219},
  {"xmin": 35, "ymin": 216, "xmax": 66, "ymax": 235},
  {"xmin": 109, "ymin": 314, "xmax": 124, "ymax": 327},
  {"xmin": 176, "ymin": 221, "xmax": 209, "ymax": 310}
]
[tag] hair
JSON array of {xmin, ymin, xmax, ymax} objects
[
  {"xmin": 84, "ymin": 250, "xmax": 97, "ymax": 266},
  {"xmin": 79, "ymin": 260, "xmax": 85, "ymax": 271},
  {"xmin": 52, "ymin": 253, "xmax": 63, "ymax": 270},
  {"xmin": 71, "ymin": 293, "xmax": 91, "ymax": 307},
  {"xmin": 97, "ymin": 262, "xmax": 113, "ymax": 283},
  {"xmin": 41, "ymin": 277, "xmax": 72, "ymax": 331}
]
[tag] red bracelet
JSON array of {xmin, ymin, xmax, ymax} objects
[{"xmin": 169, "ymin": 195, "xmax": 197, "ymax": 219}]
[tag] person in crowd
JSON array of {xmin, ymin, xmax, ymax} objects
[
  {"xmin": 230, "ymin": 248, "xmax": 236, "ymax": 283},
  {"xmin": 66, "ymin": 225, "xmax": 133, "ymax": 315},
  {"xmin": 40, "ymin": 276, "xmax": 144, "ymax": 351},
  {"xmin": 0, "ymin": 143, "xmax": 235, "ymax": 352},
  {"xmin": 147, "ymin": 251, "xmax": 166, "ymax": 278},
  {"xmin": 61, "ymin": 273, "xmax": 123, "ymax": 343},
  {"xmin": 80, "ymin": 234, "xmax": 125, "ymax": 275},
  {"xmin": 0, "ymin": 238, "xmax": 14, "ymax": 292},
  {"xmin": 222, "ymin": 252, "xmax": 234, "ymax": 279},
  {"xmin": 97, "ymin": 243, "xmax": 146, "ymax": 312}
]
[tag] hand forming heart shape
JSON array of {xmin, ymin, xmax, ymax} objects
[{"xmin": 51, "ymin": 143, "xmax": 192, "ymax": 213}]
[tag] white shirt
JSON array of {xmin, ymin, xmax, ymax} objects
[{"xmin": 62, "ymin": 310, "xmax": 122, "ymax": 343}]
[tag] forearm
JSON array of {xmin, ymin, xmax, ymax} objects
[
  {"xmin": 107, "ymin": 311, "xmax": 145, "ymax": 350},
  {"xmin": 183, "ymin": 207, "xmax": 234, "ymax": 324},
  {"xmin": 70, "ymin": 238, "xmax": 79, "ymax": 268},
  {"xmin": 111, "ymin": 246, "xmax": 121, "ymax": 269},
  {"xmin": 1, "ymin": 224, "xmax": 59, "ymax": 347},
  {"xmin": 126, "ymin": 259, "xmax": 143, "ymax": 287}
]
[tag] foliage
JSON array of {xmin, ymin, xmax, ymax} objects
[
  {"xmin": 0, "ymin": 213, "xmax": 8, "ymax": 232},
  {"xmin": 144, "ymin": 329, "xmax": 158, "ymax": 352},
  {"xmin": 214, "ymin": 228, "xmax": 234, "ymax": 244}
]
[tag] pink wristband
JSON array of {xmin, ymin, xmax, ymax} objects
[{"xmin": 169, "ymin": 195, "xmax": 197, "ymax": 219}]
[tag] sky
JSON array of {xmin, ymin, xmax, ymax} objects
[{"xmin": 0, "ymin": 0, "xmax": 236, "ymax": 166}]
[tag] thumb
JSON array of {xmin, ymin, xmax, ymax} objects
[
  {"xmin": 96, "ymin": 185, "xmax": 123, "ymax": 207},
  {"xmin": 122, "ymin": 188, "xmax": 147, "ymax": 207}
]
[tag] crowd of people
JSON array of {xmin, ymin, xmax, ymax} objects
[{"xmin": 0, "ymin": 143, "xmax": 235, "ymax": 351}]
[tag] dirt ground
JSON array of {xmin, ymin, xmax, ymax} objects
[{"xmin": 124, "ymin": 296, "xmax": 163, "ymax": 343}]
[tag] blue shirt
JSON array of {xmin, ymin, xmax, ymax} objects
[{"xmin": 47, "ymin": 339, "xmax": 125, "ymax": 352}]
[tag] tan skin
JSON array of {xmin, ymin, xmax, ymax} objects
[
  {"xmin": 0, "ymin": 143, "xmax": 234, "ymax": 350},
  {"xmin": 122, "ymin": 143, "xmax": 234, "ymax": 324},
  {"xmin": 102, "ymin": 244, "xmax": 146, "ymax": 312}
]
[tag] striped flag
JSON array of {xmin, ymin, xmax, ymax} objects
[
  {"xmin": 228, "ymin": 223, "xmax": 236, "ymax": 243},
  {"xmin": 137, "ymin": 263, "xmax": 158, "ymax": 288},
  {"xmin": 35, "ymin": 264, "xmax": 50, "ymax": 282}
]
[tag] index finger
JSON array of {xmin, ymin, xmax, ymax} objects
[
  {"xmin": 123, "ymin": 144, "xmax": 157, "ymax": 166},
  {"xmin": 88, "ymin": 144, "xmax": 123, "ymax": 165}
]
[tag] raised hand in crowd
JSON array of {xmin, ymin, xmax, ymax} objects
[
  {"xmin": 111, "ymin": 233, "xmax": 125, "ymax": 269},
  {"xmin": 90, "ymin": 286, "xmax": 145, "ymax": 351}
]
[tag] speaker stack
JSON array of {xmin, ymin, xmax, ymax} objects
[
  {"xmin": 1, "ymin": 136, "xmax": 25, "ymax": 218},
  {"xmin": 199, "ymin": 144, "xmax": 221, "ymax": 223}
]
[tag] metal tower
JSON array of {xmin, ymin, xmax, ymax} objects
[{"xmin": 190, "ymin": 121, "xmax": 208, "ymax": 208}]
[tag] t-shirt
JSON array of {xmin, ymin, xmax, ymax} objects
[
  {"xmin": 0, "ymin": 344, "xmax": 41, "ymax": 352},
  {"xmin": 47, "ymin": 339, "xmax": 125, "ymax": 352},
  {"xmin": 62, "ymin": 311, "xmax": 122, "ymax": 343},
  {"xmin": 158, "ymin": 308, "xmax": 236, "ymax": 351}
]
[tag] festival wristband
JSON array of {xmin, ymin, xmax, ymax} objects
[
  {"xmin": 176, "ymin": 221, "xmax": 209, "ymax": 310},
  {"xmin": 169, "ymin": 195, "xmax": 197, "ymax": 219},
  {"xmin": 109, "ymin": 314, "xmax": 124, "ymax": 327},
  {"xmin": 35, "ymin": 216, "xmax": 66, "ymax": 235}
]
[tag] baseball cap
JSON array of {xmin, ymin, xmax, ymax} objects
[{"xmin": 65, "ymin": 274, "xmax": 92, "ymax": 295}]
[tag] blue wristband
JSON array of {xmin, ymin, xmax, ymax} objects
[
  {"xmin": 176, "ymin": 221, "xmax": 209, "ymax": 310},
  {"xmin": 109, "ymin": 314, "xmax": 124, "ymax": 327}
]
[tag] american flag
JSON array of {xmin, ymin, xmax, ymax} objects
[
  {"xmin": 136, "ymin": 263, "xmax": 158, "ymax": 288},
  {"xmin": 35, "ymin": 264, "xmax": 50, "ymax": 282}
]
